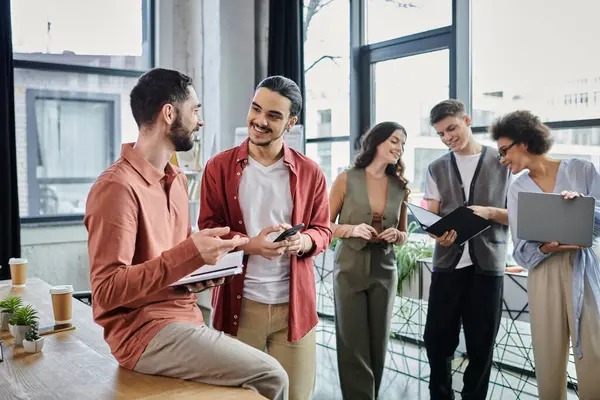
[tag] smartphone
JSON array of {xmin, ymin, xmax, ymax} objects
[
  {"xmin": 39, "ymin": 323, "xmax": 76, "ymax": 336},
  {"xmin": 273, "ymin": 223, "xmax": 305, "ymax": 242}
]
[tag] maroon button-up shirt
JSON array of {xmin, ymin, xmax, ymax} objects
[{"xmin": 198, "ymin": 139, "xmax": 332, "ymax": 342}]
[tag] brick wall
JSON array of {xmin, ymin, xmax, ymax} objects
[{"xmin": 13, "ymin": 69, "xmax": 139, "ymax": 217}]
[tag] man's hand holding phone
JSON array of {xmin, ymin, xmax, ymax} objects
[
  {"xmin": 243, "ymin": 225, "xmax": 289, "ymax": 260},
  {"xmin": 277, "ymin": 223, "xmax": 312, "ymax": 255}
]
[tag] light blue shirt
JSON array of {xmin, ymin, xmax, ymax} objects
[{"xmin": 507, "ymin": 158, "xmax": 600, "ymax": 359}]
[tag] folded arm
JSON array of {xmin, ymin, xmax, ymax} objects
[{"xmin": 84, "ymin": 180, "xmax": 204, "ymax": 311}]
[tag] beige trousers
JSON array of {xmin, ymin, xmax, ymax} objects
[
  {"xmin": 134, "ymin": 322, "xmax": 289, "ymax": 400},
  {"xmin": 528, "ymin": 250, "xmax": 600, "ymax": 400},
  {"xmin": 236, "ymin": 298, "xmax": 316, "ymax": 400}
]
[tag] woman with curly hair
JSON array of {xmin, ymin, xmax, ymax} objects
[
  {"xmin": 491, "ymin": 110, "xmax": 600, "ymax": 399},
  {"xmin": 329, "ymin": 121, "xmax": 409, "ymax": 399}
]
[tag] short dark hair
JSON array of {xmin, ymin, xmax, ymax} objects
[
  {"xmin": 130, "ymin": 68, "xmax": 193, "ymax": 127},
  {"xmin": 429, "ymin": 99, "xmax": 466, "ymax": 125},
  {"xmin": 490, "ymin": 110, "xmax": 553, "ymax": 155},
  {"xmin": 256, "ymin": 76, "xmax": 302, "ymax": 118}
]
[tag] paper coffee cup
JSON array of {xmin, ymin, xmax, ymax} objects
[
  {"xmin": 50, "ymin": 285, "xmax": 74, "ymax": 324},
  {"xmin": 9, "ymin": 258, "xmax": 28, "ymax": 287}
]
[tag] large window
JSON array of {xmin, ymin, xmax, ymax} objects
[
  {"xmin": 373, "ymin": 50, "xmax": 450, "ymax": 205},
  {"xmin": 366, "ymin": 0, "xmax": 452, "ymax": 44},
  {"xmin": 11, "ymin": 0, "xmax": 152, "ymax": 70},
  {"xmin": 303, "ymin": 0, "xmax": 351, "ymax": 188},
  {"xmin": 472, "ymin": 0, "xmax": 600, "ymax": 125},
  {"xmin": 11, "ymin": 0, "xmax": 153, "ymax": 222},
  {"xmin": 472, "ymin": 0, "xmax": 600, "ymax": 170}
]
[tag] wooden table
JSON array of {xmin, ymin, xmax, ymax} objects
[{"xmin": 0, "ymin": 278, "xmax": 265, "ymax": 399}]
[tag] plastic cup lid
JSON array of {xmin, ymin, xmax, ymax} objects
[
  {"xmin": 50, "ymin": 285, "xmax": 74, "ymax": 295},
  {"xmin": 8, "ymin": 258, "xmax": 28, "ymax": 264}
]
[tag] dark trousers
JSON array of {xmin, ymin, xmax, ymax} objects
[{"xmin": 423, "ymin": 265, "xmax": 503, "ymax": 400}]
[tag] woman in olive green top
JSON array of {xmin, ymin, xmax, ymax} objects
[{"xmin": 329, "ymin": 121, "xmax": 409, "ymax": 399}]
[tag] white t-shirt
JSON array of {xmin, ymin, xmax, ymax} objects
[
  {"xmin": 239, "ymin": 156, "xmax": 293, "ymax": 304},
  {"xmin": 424, "ymin": 152, "xmax": 481, "ymax": 269}
]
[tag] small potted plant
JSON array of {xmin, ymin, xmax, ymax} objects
[
  {"xmin": 23, "ymin": 323, "xmax": 44, "ymax": 353},
  {"xmin": 9, "ymin": 305, "xmax": 39, "ymax": 346},
  {"xmin": 0, "ymin": 296, "xmax": 23, "ymax": 332}
]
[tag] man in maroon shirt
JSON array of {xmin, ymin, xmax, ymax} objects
[
  {"xmin": 199, "ymin": 76, "xmax": 332, "ymax": 399},
  {"xmin": 84, "ymin": 68, "xmax": 289, "ymax": 399}
]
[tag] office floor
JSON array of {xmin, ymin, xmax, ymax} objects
[{"xmin": 313, "ymin": 319, "xmax": 579, "ymax": 400}]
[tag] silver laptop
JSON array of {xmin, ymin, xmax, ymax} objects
[{"xmin": 517, "ymin": 192, "xmax": 595, "ymax": 247}]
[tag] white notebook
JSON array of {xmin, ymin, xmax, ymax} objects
[{"xmin": 170, "ymin": 251, "xmax": 244, "ymax": 286}]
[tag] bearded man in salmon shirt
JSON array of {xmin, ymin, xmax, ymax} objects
[
  {"xmin": 84, "ymin": 68, "xmax": 289, "ymax": 400},
  {"xmin": 199, "ymin": 75, "xmax": 332, "ymax": 400}
]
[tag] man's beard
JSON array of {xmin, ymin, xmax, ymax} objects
[
  {"xmin": 169, "ymin": 114, "xmax": 196, "ymax": 152},
  {"xmin": 249, "ymin": 125, "xmax": 285, "ymax": 147}
]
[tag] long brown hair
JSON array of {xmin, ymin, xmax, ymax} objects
[{"xmin": 354, "ymin": 121, "xmax": 410, "ymax": 198}]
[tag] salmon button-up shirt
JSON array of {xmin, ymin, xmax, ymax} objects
[
  {"xmin": 84, "ymin": 143, "xmax": 205, "ymax": 370},
  {"xmin": 199, "ymin": 139, "xmax": 332, "ymax": 342}
]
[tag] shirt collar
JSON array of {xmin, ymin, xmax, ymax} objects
[
  {"xmin": 236, "ymin": 138, "xmax": 296, "ymax": 170},
  {"xmin": 121, "ymin": 142, "xmax": 180, "ymax": 185}
]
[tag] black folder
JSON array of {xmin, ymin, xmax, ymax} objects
[{"xmin": 405, "ymin": 202, "xmax": 492, "ymax": 246}]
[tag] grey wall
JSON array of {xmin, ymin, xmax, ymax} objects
[{"xmin": 219, "ymin": 0, "xmax": 256, "ymax": 151}]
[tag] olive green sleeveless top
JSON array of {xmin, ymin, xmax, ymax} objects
[{"xmin": 334, "ymin": 168, "xmax": 406, "ymax": 273}]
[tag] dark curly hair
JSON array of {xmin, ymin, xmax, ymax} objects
[
  {"xmin": 354, "ymin": 121, "xmax": 410, "ymax": 198},
  {"xmin": 490, "ymin": 110, "xmax": 553, "ymax": 155}
]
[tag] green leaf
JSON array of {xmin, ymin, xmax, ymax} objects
[
  {"xmin": 395, "ymin": 221, "xmax": 434, "ymax": 296},
  {"xmin": 0, "ymin": 296, "xmax": 23, "ymax": 313},
  {"xmin": 9, "ymin": 304, "xmax": 39, "ymax": 326}
]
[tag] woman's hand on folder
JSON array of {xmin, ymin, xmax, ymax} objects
[
  {"xmin": 468, "ymin": 205, "xmax": 509, "ymax": 225},
  {"xmin": 428, "ymin": 230, "xmax": 457, "ymax": 247},
  {"xmin": 468, "ymin": 205, "xmax": 491, "ymax": 219}
]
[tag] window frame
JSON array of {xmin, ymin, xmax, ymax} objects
[
  {"xmin": 304, "ymin": 0, "xmax": 458, "ymax": 226},
  {"xmin": 12, "ymin": 0, "xmax": 155, "ymax": 74},
  {"xmin": 13, "ymin": 0, "xmax": 155, "ymax": 225},
  {"xmin": 24, "ymin": 89, "xmax": 120, "ymax": 221},
  {"xmin": 353, "ymin": 0, "xmax": 457, "ymax": 229}
]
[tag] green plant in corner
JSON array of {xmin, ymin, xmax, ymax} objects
[
  {"xmin": 394, "ymin": 221, "xmax": 434, "ymax": 296},
  {"xmin": 25, "ymin": 323, "xmax": 41, "ymax": 342},
  {"xmin": 0, "ymin": 296, "xmax": 23, "ymax": 314},
  {"xmin": 9, "ymin": 304, "xmax": 39, "ymax": 327}
]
